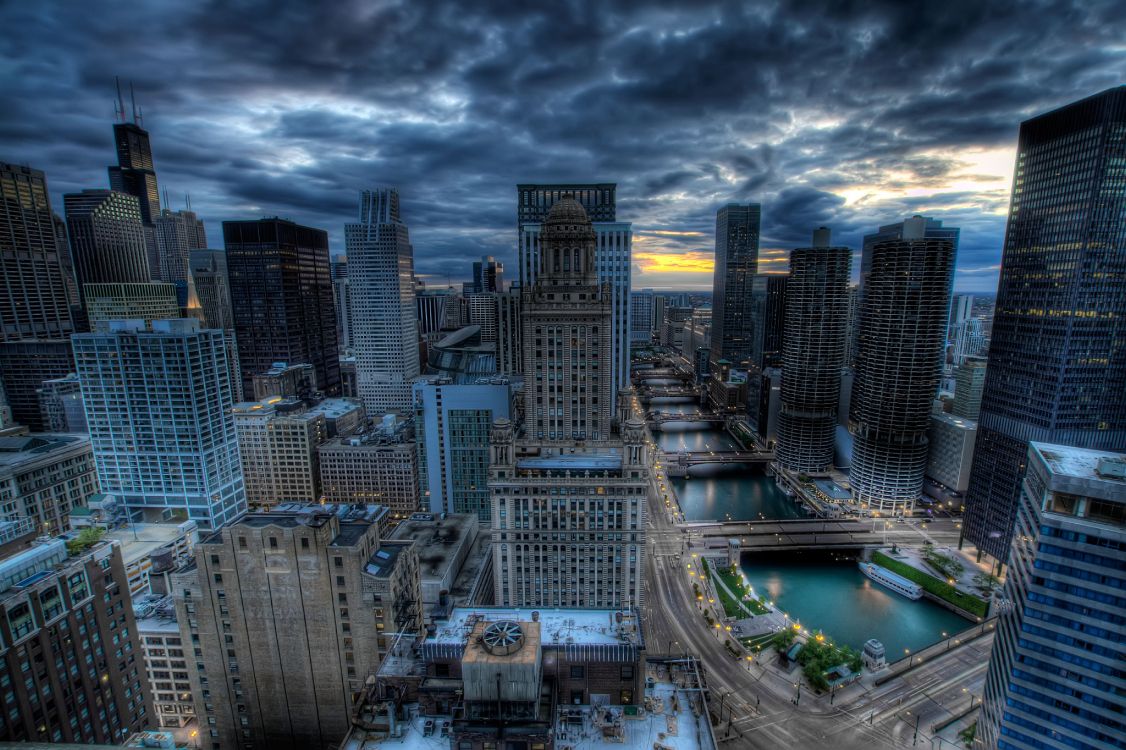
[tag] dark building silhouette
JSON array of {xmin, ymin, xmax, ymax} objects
[
  {"xmin": 709, "ymin": 204, "xmax": 760, "ymax": 368},
  {"xmin": 224, "ymin": 218, "xmax": 339, "ymax": 399},
  {"xmin": 471, "ymin": 255, "xmax": 504, "ymax": 293},
  {"xmin": 0, "ymin": 339, "xmax": 74, "ymax": 431},
  {"xmin": 0, "ymin": 163, "xmax": 75, "ymax": 342},
  {"xmin": 517, "ymin": 183, "xmax": 616, "ymax": 225},
  {"xmin": 108, "ymin": 118, "xmax": 161, "ymax": 276},
  {"xmin": 750, "ymin": 273, "xmax": 788, "ymax": 371},
  {"xmin": 963, "ymin": 86, "xmax": 1126, "ymax": 562},
  {"xmin": 776, "ymin": 229, "xmax": 850, "ymax": 473},
  {"xmin": 63, "ymin": 189, "xmax": 151, "ymax": 320}
]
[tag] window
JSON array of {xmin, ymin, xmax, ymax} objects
[
  {"xmin": 620, "ymin": 665, "xmax": 634, "ymax": 680},
  {"xmin": 570, "ymin": 690, "xmax": 584, "ymax": 704},
  {"xmin": 300, "ymin": 538, "xmax": 309, "ymax": 549},
  {"xmin": 334, "ymin": 557, "xmax": 343, "ymax": 568},
  {"xmin": 268, "ymin": 537, "xmax": 277, "ymax": 549},
  {"xmin": 238, "ymin": 537, "xmax": 246, "ymax": 549},
  {"xmin": 570, "ymin": 666, "xmax": 584, "ymax": 679}
]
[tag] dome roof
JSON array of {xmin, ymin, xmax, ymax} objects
[{"xmin": 544, "ymin": 195, "xmax": 591, "ymax": 225}]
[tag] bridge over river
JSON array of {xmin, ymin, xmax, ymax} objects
[{"xmin": 680, "ymin": 518, "xmax": 882, "ymax": 552}]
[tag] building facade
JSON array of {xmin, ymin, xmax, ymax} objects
[
  {"xmin": 73, "ymin": 319, "xmax": 246, "ymax": 529},
  {"xmin": 710, "ymin": 204, "xmax": 761, "ymax": 368},
  {"xmin": 924, "ymin": 413, "xmax": 977, "ymax": 495},
  {"xmin": 82, "ymin": 282, "xmax": 180, "ymax": 329},
  {"xmin": 963, "ymin": 87, "xmax": 1126, "ymax": 562},
  {"xmin": 345, "ymin": 189, "xmax": 420, "ymax": 416},
  {"xmin": 0, "ymin": 433, "xmax": 98, "ymax": 533},
  {"xmin": 630, "ymin": 289, "xmax": 655, "ymax": 343},
  {"xmin": 224, "ymin": 218, "xmax": 340, "ymax": 400},
  {"xmin": 171, "ymin": 505, "xmax": 422, "ymax": 750},
  {"xmin": 980, "ymin": 443, "xmax": 1125, "ymax": 749},
  {"xmin": 319, "ymin": 430, "xmax": 420, "ymax": 520},
  {"xmin": 0, "ymin": 339, "xmax": 74, "ymax": 431},
  {"xmin": 496, "ymin": 288, "xmax": 523, "ymax": 375},
  {"xmin": 471, "ymin": 255, "xmax": 503, "ymax": 293},
  {"xmin": 63, "ymin": 189, "xmax": 151, "ymax": 317},
  {"xmin": 233, "ymin": 398, "xmax": 329, "ymax": 507},
  {"xmin": 952, "ymin": 356, "xmax": 987, "ymax": 420},
  {"xmin": 750, "ymin": 274, "xmax": 788, "ymax": 372},
  {"xmin": 37, "ymin": 373, "xmax": 88, "ymax": 433},
  {"xmin": 776, "ymin": 229, "xmax": 850, "ymax": 473},
  {"xmin": 0, "ymin": 163, "xmax": 75, "ymax": 342},
  {"xmin": 849, "ymin": 227, "xmax": 955, "ymax": 512}
]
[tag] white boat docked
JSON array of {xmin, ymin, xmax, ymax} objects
[{"xmin": 859, "ymin": 561, "xmax": 923, "ymax": 600}]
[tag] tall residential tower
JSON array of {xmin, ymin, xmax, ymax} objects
[{"xmin": 710, "ymin": 204, "xmax": 761, "ymax": 368}]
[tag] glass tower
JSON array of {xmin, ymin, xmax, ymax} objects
[
  {"xmin": 709, "ymin": 204, "xmax": 761, "ymax": 368},
  {"xmin": 963, "ymin": 86, "xmax": 1126, "ymax": 562}
]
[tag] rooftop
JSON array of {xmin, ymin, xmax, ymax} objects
[
  {"xmin": 517, "ymin": 453, "xmax": 622, "ymax": 472},
  {"xmin": 0, "ymin": 434, "xmax": 88, "ymax": 469},
  {"xmin": 430, "ymin": 607, "xmax": 640, "ymax": 648},
  {"xmin": 364, "ymin": 540, "xmax": 412, "ymax": 578},
  {"xmin": 103, "ymin": 522, "xmax": 195, "ymax": 565},
  {"xmin": 930, "ymin": 412, "xmax": 978, "ymax": 430},
  {"xmin": 1033, "ymin": 443, "xmax": 1126, "ymax": 483},
  {"xmin": 131, "ymin": 594, "xmax": 180, "ymax": 634},
  {"xmin": 390, "ymin": 513, "xmax": 478, "ymax": 579}
]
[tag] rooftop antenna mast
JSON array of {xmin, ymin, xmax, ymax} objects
[
  {"xmin": 114, "ymin": 77, "xmax": 126, "ymax": 123},
  {"xmin": 129, "ymin": 82, "xmax": 138, "ymax": 124},
  {"xmin": 185, "ymin": 193, "xmax": 192, "ymax": 212}
]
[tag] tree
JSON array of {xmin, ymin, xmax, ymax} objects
[
  {"xmin": 66, "ymin": 527, "xmax": 105, "ymax": 555},
  {"xmin": 958, "ymin": 721, "xmax": 977, "ymax": 748}
]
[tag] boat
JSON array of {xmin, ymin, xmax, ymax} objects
[{"xmin": 859, "ymin": 562, "xmax": 923, "ymax": 600}]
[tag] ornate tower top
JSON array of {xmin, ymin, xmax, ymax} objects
[{"xmin": 538, "ymin": 195, "xmax": 597, "ymax": 286}]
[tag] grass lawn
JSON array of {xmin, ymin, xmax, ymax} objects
[
  {"xmin": 703, "ymin": 558, "xmax": 772, "ymax": 617},
  {"xmin": 871, "ymin": 551, "xmax": 989, "ymax": 618}
]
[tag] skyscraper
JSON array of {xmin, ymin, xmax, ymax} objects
[
  {"xmin": 224, "ymin": 218, "xmax": 339, "ymax": 399},
  {"xmin": 0, "ymin": 339, "xmax": 75, "ymax": 431},
  {"xmin": 517, "ymin": 184, "xmax": 632, "ymax": 399},
  {"xmin": 963, "ymin": 87, "xmax": 1126, "ymax": 562},
  {"xmin": 496, "ymin": 287, "xmax": 522, "ymax": 375},
  {"xmin": 82, "ymin": 281, "xmax": 180, "ymax": 329},
  {"xmin": 345, "ymin": 189, "xmax": 419, "ymax": 416},
  {"xmin": 749, "ymin": 274, "xmax": 788, "ymax": 372},
  {"xmin": 189, "ymin": 249, "xmax": 234, "ymax": 331},
  {"xmin": 849, "ymin": 223, "xmax": 955, "ymax": 513},
  {"xmin": 979, "ymin": 443, "xmax": 1125, "ymax": 749},
  {"xmin": 63, "ymin": 189, "xmax": 151, "ymax": 314},
  {"xmin": 952, "ymin": 356, "xmax": 987, "ymax": 420},
  {"xmin": 710, "ymin": 204, "xmax": 761, "ymax": 368},
  {"xmin": 776, "ymin": 229, "xmax": 850, "ymax": 473},
  {"xmin": 630, "ymin": 288, "xmax": 655, "ymax": 344},
  {"xmin": 0, "ymin": 163, "xmax": 75, "ymax": 341},
  {"xmin": 73, "ymin": 318, "xmax": 246, "ymax": 529},
  {"xmin": 471, "ymin": 254, "xmax": 504, "ymax": 292},
  {"xmin": 108, "ymin": 116, "xmax": 161, "ymax": 276},
  {"xmin": 154, "ymin": 208, "xmax": 206, "ymax": 313}
]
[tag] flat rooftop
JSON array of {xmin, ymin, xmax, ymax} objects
[
  {"xmin": 0, "ymin": 433, "xmax": 87, "ymax": 468},
  {"xmin": 105, "ymin": 524, "xmax": 193, "ymax": 564},
  {"xmin": 812, "ymin": 479, "xmax": 851, "ymax": 501},
  {"xmin": 1033, "ymin": 443, "xmax": 1126, "ymax": 483},
  {"xmin": 517, "ymin": 453, "xmax": 622, "ymax": 472},
  {"xmin": 390, "ymin": 514, "xmax": 477, "ymax": 578},
  {"xmin": 309, "ymin": 398, "xmax": 363, "ymax": 419},
  {"xmin": 131, "ymin": 594, "xmax": 180, "ymax": 634},
  {"xmin": 430, "ymin": 607, "xmax": 638, "ymax": 647},
  {"xmin": 365, "ymin": 540, "xmax": 412, "ymax": 578}
]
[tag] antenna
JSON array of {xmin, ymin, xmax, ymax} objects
[
  {"xmin": 185, "ymin": 193, "xmax": 191, "ymax": 212},
  {"xmin": 129, "ymin": 81, "xmax": 138, "ymax": 123},
  {"xmin": 115, "ymin": 77, "xmax": 126, "ymax": 123}
]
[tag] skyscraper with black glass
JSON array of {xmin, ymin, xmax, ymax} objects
[
  {"xmin": 962, "ymin": 86, "xmax": 1126, "ymax": 562},
  {"xmin": 709, "ymin": 204, "xmax": 760, "ymax": 368},
  {"xmin": 108, "ymin": 120, "xmax": 162, "ymax": 277},
  {"xmin": 224, "ymin": 218, "xmax": 339, "ymax": 400}
]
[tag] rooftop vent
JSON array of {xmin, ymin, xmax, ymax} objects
[{"xmin": 481, "ymin": 620, "xmax": 524, "ymax": 656}]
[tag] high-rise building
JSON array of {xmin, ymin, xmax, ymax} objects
[
  {"xmin": 849, "ymin": 223, "xmax": 955, "ymax": 512},
  {"xmin": 37, "ymin": 373, "xmax": 88, "ymax": 433},
  {"xmin": 172, "ymin": 504, "xmax": 422, "ymax": 750},
  {"xmin": 471, "ymin": 255, "xmax": 504, "ymax": 293},
  {"xmin": 51, "ymin": 211, "xmax": 81, "ymax": 315},
  {"xmin": 318, "ymin": 427, "xmax": 419, "ymax": 520},
  {"xmin": 64, "ymin": 190, "xmax": 152, "ymax": 315},
  {"xmin": 131, "ymin": 595, "xmax": 196, "ymax": 736},
  {"xmin": 859, "ymin": 215, "xmax": 959, "ymax": 295},
  {"xmin": 416, "ymin": 288, "xmax": 451, "ymax": 340},
  {"xmin": 963, "ymin": 87, "xmax": 1126, "ymax": 562},
  {"xmin": 0, "ymin": 163, "xmax": 75, "ymax": 341},
  {"xmin": 952, "ymin": 356, "xmax": 987, "ymax": 420},
  {"xmin": 0, "ymin": 339, "xmax": 74, "ymax": 431},
  {"xmin": 630, "ymin": 288, "xmax": 655, "ymax": 343},
  {"xmin": 345, "ymin": 189, "xmax": 419, "ymax": 415},
  {"xmin": 843, "ymin": 284, "xmax": 860, "ymax": 368},
  {"xmin": 709, "ymin": 204, "xmax": 761, "ymax": 368},
  {"xmin": 414, "ymin": 375, "xmax": 511, "ymax": 522},
  {"xmin": 153, "ymin": 208, "xmax": 206, "ymax": 313},
  {"xmin": 950, "ymin": 317, "xmax": 987, "ymax": 366},
  {"xmin": 225, "ymin": 218, "xmax": 339, "ymax": 400},
  {"xmin": 465, "ymin": 292, "xmax": 498, "ymax": 343},
  {"xmin": 924, "ymin": 413, "xmax": 977, "ymax": 495},
  {"xmin": 73, "ymin": 318, "xmax": 246, "ymax": 529},
  {"xmin": 776, "ymin": 229, "xmax": 850, "ymax": 473},
  {"xmin": 517, "ymin": 184, "xmax": 632, "ymax": 400},
  {"xmin": 749, "ymin": 274, "xmax": 788, "ymax": 372},
  {"xmin": 979, "ymin": 443, "xmax": 1125, "ymax": 749},
  {"xmin": 0, "ymin": 537, "xmax": 152, "ymax": 743},
  {"xmin": 251, "ymin": 361, "xmax": 319, "ymax": 401},
  {"xmin": 82, "ymin": 282, "xmax": 180, "ymax": 329},
  {"xmin": 496, "ymin": 287, "xmax": 522, "ymax": 375},
  {"xmin": 0, "ymin": 432, "xmax": 98, "ymax": 533},
  {"xmin": 108, "ymin": 115, "xmax": 162, "ymax": 277},
  {"xmin": 491, "ymin": 198, "xmax": 647, "ymax": 609},
  {"xmin": 189, "ymin": 249, "xmax": 233, "ymax": 330}
]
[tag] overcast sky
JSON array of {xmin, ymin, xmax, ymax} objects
[{"xmin": 2, "ymin": 1, "xmax": 1122, "ymax": 292}]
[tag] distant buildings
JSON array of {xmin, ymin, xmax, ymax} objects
[
  {"xmin": 496, "ymin": 287, "xmax": 523, "ymax": 375},
  {"xmin": 224, "ymin": 217, "xmax": 340, "ymax": 400},
  {"xmin": 319, "ymin": 425, "xmax": 420, "ymax": 519},
  {"xmin": 107, "ymin": 117, "xmax": 162, "ymax": 275},
  {"xmin": 776, "ymin": 229, "xmax": 850, "ymax": 473},
  {"xmin": 710, "ymin": 203, "xmax": 761, "ymax": 369},
  {"xmin": 172, "ymin": 504, "xmax": 422, "ymax": 750},
  {"xmin": 980, "ymin": 443, "xmax": 1125, "ymax": 749},
  {"xmin": 0, "ymin": 339, "xmax": 74, "ymax": 431},
  {"xmin": 73, "ymin": 318, "xmax": 246, "ymax": 529},
  {"xmin": 630, "ymin": 288, "xmax": 655, "ymax": 342},
  {"xmin": 849, "ymin": 218, "xmax": 955, "ymax": 513},
  {"xmin": 963, "ymin": 87, "xmax": 1126, "ymax": 563},
  {"xmin": 0, "ymin": 163, "xmax": 75, "ymax": 341},
  {"xmin": 189, "ymin": 249, "xmax": 234, "ymax": 331},
  {"xmin": 37, "ymin": 373, "xmax": 87, "ymax": 433},
  {"xmin": 0, "ymin": 537, "xmax": 151, "ymax": 743},
  {"xmin": 153, "ymin": 208, "xmax": 206, "ymax": 311},
  {"xmin": 471, "ymin": 255, "xmax": 503, "ymax": 293},
  {"xmin": 0, "ymin": 432, "xmax": 98, "ymax": 533},
  {"xmin": 345, "ymin": 189, "xmax": 420, "ymax": 415},
  {"xmin": 64, "ymin": 189, "xmax": 152, "ymax": 313},
  {"xmin": 251, "ymin": 361, "xmax": 320, "ymax": 401},
  {"xmin": 82, "ymin": 281, "xmax": 179, "ymax": 329},
  {"xmin": 952, "ymin": 356, "xmax": 987, "ymax": 420}
]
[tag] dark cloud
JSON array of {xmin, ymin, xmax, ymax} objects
[{"xmin": 1, "ymin": 0, "xmax": 1121, "ymax": 292}]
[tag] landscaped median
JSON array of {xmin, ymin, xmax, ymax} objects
[
  {"xmin": 701, "ymin": 558, "xmax": 771, "ymax": 617},
  {"xmin": 871, "ymin": 550, "xmax": 989, "ymax": 618}
]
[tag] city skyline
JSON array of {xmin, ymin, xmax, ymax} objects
[{"xmin": 2, "ymin": 2, "xmax": 1123, "ymax": 293}]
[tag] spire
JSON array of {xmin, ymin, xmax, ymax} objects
[{"xmin": 114, "ymin": 77, "xmax": 126, "ymax": 123}]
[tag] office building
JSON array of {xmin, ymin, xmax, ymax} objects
[
  {"xmin": 37, "ymin": 373, "xmax": 87, "ymax": 433},
  {"xmin": 416, "ymin": 288, "xmax": 451, "ymax": 340},
  {"xmin": 0, "ymin": 339, "xmax": 74, "ymax": 431},
  {"xmin": 964, "ymin": 87, "xmax": 1126, "ymax": 562},
  {"xmin": 153, "ymin": 208, "xmax": 206, "ymax": 314},
  {"xmin": 345, "ymin": 189, "xmax": 419, "ymax": 415},
  {"xmin": 980, "ymin": 443, "xmax": 1125, "ymax": 749},
  {"xmin": 749, "ymin": 274, "xmax": 787, "ymax": 371},
  {"xmin": 225, "ymin": 218, "xmax": 339, "ymax": 399},
  {"xmin": 465, "ymin": 292, "xmax": 498, "ymax": 343},
  {"xmin": 171, "ymin": 504, "xmax": 422, "ymax": 750},
  {"xmin": 496, "ymin": 288, "xmax": 522, "ymax": 375},
  {"xmin": 660, "ymin": 305, "xmax": 692, "ymax": 351},
  {"xmin": 849, "ymin": 223, "xmax": 955, "ymax": 512},
  {"xmin": 517, "ymin": 184, "xmax": 632, "ymax": 400},
  {"xmin": 131, "ymin": 594, "xmax": 196, "ymax": 737},
  {"xmin": 683, "ymin": 309, "xmax": 711, "ymax": 359},
  {"xmin": 710, "ymin": 204, "xmax": 761, "ymax": 368},
  {"xmin": 319, "ymin": 426, "xmax": 419, "ymax": 520},
  {"xmin": 107, "ymin": 111, "xmax": 162, "ymax": 272},
  {"xmin": 950, "ymin": 316, "xmax": 987, "ymax": 366},
  {"xmin": 425, "ymin": 326, "xmax": 497, "ymax": 383},
  {"xmin": 73, "ymin": 319, "xmax": 246, "ymax": 529},
  {"xmin": 0, "ymin": 432, "xmax": 98, "ymax": 533},
  {"xmin": 64, "ymin": 189, "xmax": 152, "ymax": 316},
  {"xmin": 414, "ymin": 375, "xmax": 511, "ymax": 522},
  {"xmin": 0, "ymin": 163, "xmax": 75, "ymax": 341},
  {"xmin": 859, "ymin": 215, "xmax": 959, "ymax": 295},
  {"xmin": 189, "ymin": 249, "xmax": 233, "ymax": 330},
  {"xmin": 952, "ymin": 356, "xmax": 987, "ymax": 420},
  {"xmin": 925, "ymin": 413, "xmax": 977, "ymax": 495},
  {"xmin": 251, "ymin": 361, "xmax": 319, "ymax": 401},
  {"xmin": 776, "ymin": 229, "xmax": 850, "ymax": 473},
  {"xmin": 82, "ymin": 282, "xmax": 179, "ymax": 329},
  {"xmin": 0, "ymin": 536, "xmax": 151, "ymax": 743},
  {"xmin": 630, "ymin": 288, "xmax": 655, "ymax": 343},
  {"xmin": 471, "ymin": 255, "xmax": 503, "ymax": 293}
]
